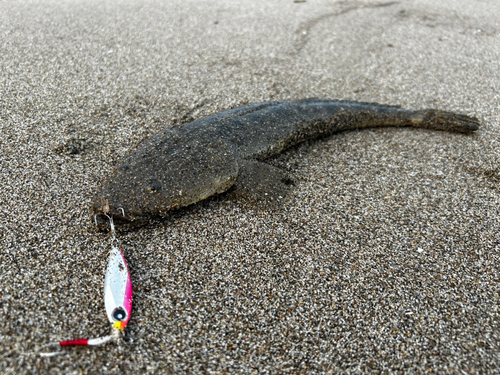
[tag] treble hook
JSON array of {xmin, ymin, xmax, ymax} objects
[{"xmin": 93, "ymin": 207, "xmax": 125, "ymax": 247}]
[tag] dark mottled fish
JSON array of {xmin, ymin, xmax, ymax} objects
[{"xmin": 92, "ymin": 98, "xmax": 479, "ymax": 227}]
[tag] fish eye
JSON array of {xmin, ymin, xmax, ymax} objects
[{"xmin": 112, "ymin": 307, "xmax": 127, "ymax": 321}]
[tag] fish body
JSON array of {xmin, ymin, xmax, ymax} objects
[{"xmin": 93, "ymin": 98, "xmax": 480, "ymax": 226}]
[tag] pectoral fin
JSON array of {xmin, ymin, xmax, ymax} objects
[{"xmin": 229, "ymin": 160, "xmax": 294, "ymax": 205}]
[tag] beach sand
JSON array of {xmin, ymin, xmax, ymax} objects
[{"xmin": 1, "ymin": 0, "xmax": 500, "ymax": 373}]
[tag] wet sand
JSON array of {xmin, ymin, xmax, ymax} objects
[{"xmin": 1, "ymin": 0, "xmax": 500, "ymax": 373}]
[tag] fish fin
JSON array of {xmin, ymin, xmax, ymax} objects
[
  {"xmin": 414, "ymin": 109, "xmax": 480, "ymax": 133},
  {"xmin": 228, "ymin": 160, "xmax": 294, "ymax": 206},
  {"xmin": 291, "ymin": 98, "xmax": 402, "ymax": 109}
]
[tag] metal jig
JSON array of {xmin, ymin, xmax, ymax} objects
[{"xmin": 40, "ymin": 214, "xmax": 133, "ymax": 357}]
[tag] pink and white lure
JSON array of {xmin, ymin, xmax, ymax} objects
[
  {"xmin": 104, "ymin": 246, "xmax": 133, "ymax": 332},
  {"xmin": 40, "ymin": 246, "xmax": 132, "ymax": 357}
]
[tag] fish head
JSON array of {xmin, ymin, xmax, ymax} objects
[{"xmin": 92, "ymin": 138, "xmax": 239, "ymax": 228}]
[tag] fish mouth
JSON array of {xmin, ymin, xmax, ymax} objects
[
  {"xmin": 92, "ymin": 205, "xmax": 149, "ymax": 229},
  {"xmin": 93, "ymin": 207, "xmax": 131, "ymax": 224}
]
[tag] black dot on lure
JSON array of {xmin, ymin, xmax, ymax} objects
[{"xmin": 112, "ymin": 307, "xmax": 127, "ymax": 322}]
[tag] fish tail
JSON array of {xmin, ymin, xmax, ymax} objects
[{"xmin": 412, "ymin": 109, "xmax": 480, "ymax": 133}]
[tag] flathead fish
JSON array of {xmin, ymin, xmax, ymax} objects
[{"xmin": 92, "ymin": 98, "xmax": 480, "ymax": 227}]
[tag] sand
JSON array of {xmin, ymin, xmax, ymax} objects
[{"xmin": 1, "ymin": 0, "xmax": 500, "ymax": 373}]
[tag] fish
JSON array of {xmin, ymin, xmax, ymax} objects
[
  {"xmin": 92, "ymin": 98, "xmax": 480, "ymax": 227},
  {"xmin": 40, "ymin": 245, "xmax": 132, "ymax": 356}
]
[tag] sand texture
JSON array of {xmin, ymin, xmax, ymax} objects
[{"xmin": 1, "ymin": 0, "xmax": 500, "ymax": 373}]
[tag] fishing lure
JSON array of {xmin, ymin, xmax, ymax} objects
[{"xmin": 40, "ymin": 215, "xmax": 132, "ymax": 357}]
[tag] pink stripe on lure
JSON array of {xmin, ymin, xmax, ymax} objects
[{"xmin": 40, "ymin": 247, "xmax": 133, "ymax": 357}]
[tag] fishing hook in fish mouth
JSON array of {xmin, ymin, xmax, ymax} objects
[
  {"xmin": 94, "ymin": 212, "xmax": 121, "ymax": 248},
  {"xmin": 94, "ymin": 198, "xmax": 131, "ymax": 227},
  {"xmin": 39, "ymin": 215, "xmax": 133, "ymax": 357}
]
